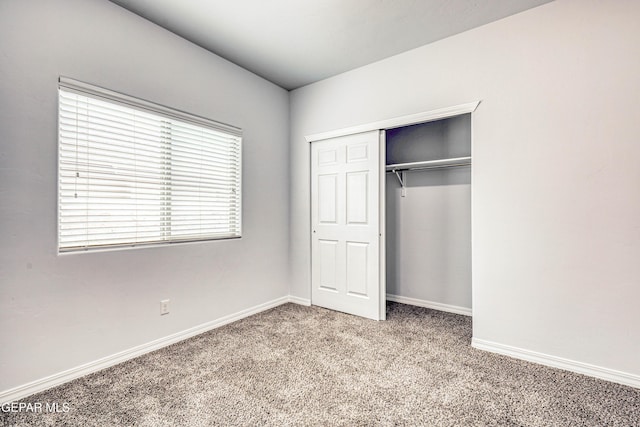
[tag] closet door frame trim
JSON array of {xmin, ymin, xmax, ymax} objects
[{"xmin": 304, "ymin": 101, "xmax": 480, "ymax": 144}]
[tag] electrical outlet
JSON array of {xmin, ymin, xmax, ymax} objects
[{"xmin": 160, "ymin": 299, "xmax": 170, "ymax": 315}]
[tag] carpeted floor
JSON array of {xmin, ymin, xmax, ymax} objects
[{"xmin": 1, "ymin": 302, "xmax": 639, "ymax": 426}]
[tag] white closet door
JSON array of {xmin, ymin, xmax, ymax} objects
[{"xmin": 311, "ymin": 130, "xmax": 382, "ymax": 320}]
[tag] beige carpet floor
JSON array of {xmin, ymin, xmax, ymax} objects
[{"xmin": 1, "ymin": 302, "xmax": 639, "ymax": 426}]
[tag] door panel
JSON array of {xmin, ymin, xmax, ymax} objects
[
  {"xmin": 346, "ymin": 172, "xmax": 368, "ymax": 224},
  {"xmin": 318, "ymin": 239, "xmax": 338, "ymax": 291},
  {"xmin": 318, "ymin": 148, "xmax": 338, "ymax": 166},
  {"xmin": 318, "ymin": 174, "xmax": 338, "ymax": 224},
  {"xmin": 346, "ymin": 241, "xmax": 369, "ymax": 296},
  {"xmin": 311, "ymin": 130, "xmax": 382, "ymax": 320},
  {"xmin": 347, "ymin": 143, "xmax": 368, "ymax": 162}
]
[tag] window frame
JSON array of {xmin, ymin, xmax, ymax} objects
[{"xmin": 57, "ymin": 77, "xmax": 242, "ymax": 253}]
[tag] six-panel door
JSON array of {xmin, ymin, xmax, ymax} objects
[{"xmin": 311, "ymin": 130, "xmax": 381, "ymax": 320}]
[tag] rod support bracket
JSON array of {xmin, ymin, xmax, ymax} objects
[{"xmin": 393, "ymin": 169, "xmax": 406, "ymax": 197}]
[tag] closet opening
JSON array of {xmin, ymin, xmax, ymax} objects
[{"xmin": 384, "ymin": 114, "xmax": 472, "ymax": 316}]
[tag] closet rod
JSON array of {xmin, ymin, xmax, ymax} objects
[
  {"xmin": 385, "ymin": 156, "xmax": 472, "ymax": 172},
  {"xmin": 386, "ymin": 156, "xmax": 471, "ymax": 197}
]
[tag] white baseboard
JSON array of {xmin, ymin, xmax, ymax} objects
[
  {"xmin": 386, "ymin": 294, "xmax": 472, "ymax": 316},
  {"xmin": 472, "ymin": 338, "xmax": 640, "ymax": 389},
  {"xmin": 0, "ymin": 296, "xmax": 290, "ymax": 405},
  {"xmin": 288, "ymin": 295, "xmax": 311, "ymax": 306}
]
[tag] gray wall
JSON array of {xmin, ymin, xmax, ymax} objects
[
  {"xmin": 290, "ymin": 0, "xmax": 640, "ymax": 377},
  {"xmin": 0, "ymin": 0, "xmax": 290, "ymax": 392},
  {"xmin": 386, "ymin": 116, "xmax": 471, "ymax": 309}
]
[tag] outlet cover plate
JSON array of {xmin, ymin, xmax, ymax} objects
[{"xmin": 160, "ymin": 299, "xmax": 170, "ymax": 315}]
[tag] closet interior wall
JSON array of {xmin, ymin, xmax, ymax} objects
[{"xmin": 385, "ymin": 114, "xmax": 472, "ymax": 312}]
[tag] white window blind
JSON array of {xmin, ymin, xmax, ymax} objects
[{"xmin": 58, "ymin": 77, "xmax": 242, "ymax": 252}]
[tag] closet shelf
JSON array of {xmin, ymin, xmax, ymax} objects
[
  {"xmin": 385, "ymin": 156, "xmax": 472, "ymax": 172},
  {"xmin": 386, "ymin": 156, "xmax": 471, "ymax": 197}
]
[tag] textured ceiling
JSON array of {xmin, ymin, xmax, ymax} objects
[{"xmin": 109, "ymin": 0, "xmax": 554, "ymax": 90}]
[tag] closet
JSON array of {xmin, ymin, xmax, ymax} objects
[
  {"xmin": 308, "ymin": 102, "xmax": 478, "ymax": 320},
  {"xmin": 385, "ymin": 114, "xmax": 472, "ymax": 315}
]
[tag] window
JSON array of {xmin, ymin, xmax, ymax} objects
[{"xmin": 58, "ymin": 77, "xmax": 241, "ymax": 252}]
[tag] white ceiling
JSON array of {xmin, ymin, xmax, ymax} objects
[{"xmin": 109, "ymin": 0, "xmax": 554, "ymax": 90}]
